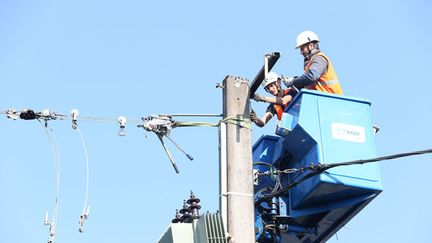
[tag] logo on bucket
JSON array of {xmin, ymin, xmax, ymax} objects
[{"xmin": 331, "ymin": 123, "xmax": 365, "ymax": 143}]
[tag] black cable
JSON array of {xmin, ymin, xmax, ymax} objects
[
  {"xmin": 253, "ymin": 161, "xmax": 274, "ymax": 167},
  {"xmin": 256, "ymin": 148, "xmax": 432, "ymax": 205},
  {"xmin": 256, "ymin": 167, "xmax": 323, "ymax": 205},
  {"xmin": 324, "ymin": 148, "xmax": 432, "ymax": 169}
]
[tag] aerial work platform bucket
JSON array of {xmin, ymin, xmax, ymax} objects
[{"xmin": 253, "ymin": 90, "xmax": 383, "ymax": 243}]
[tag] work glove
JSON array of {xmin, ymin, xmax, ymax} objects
[
  {"xmin": 281, "ymin": 76, "xmax": 296, "ymax": 88},
  {"xmin": 253, "ymin": 93, "xmax": 267, "ymax": 102},
  {"xmin": 250, "ymin": 109, "xmax": 258, "ymax": 123}
]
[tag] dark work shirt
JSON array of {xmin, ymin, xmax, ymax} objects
[{"xmin": 265, "ymin": 88, "xmax": 298, "ymax": 115}]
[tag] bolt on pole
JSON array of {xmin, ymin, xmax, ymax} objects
[{"xmin": 220, "ymin": 75, "xmax": 254, "ymax": 243}]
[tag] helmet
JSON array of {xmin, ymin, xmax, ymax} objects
[
  {"xmin": 262, "ymin": 71, "xmax": 279, "ymax": 87},
  {"xmin": 295, "ymin": 31, "xmax": 319, "ymax": 49}
]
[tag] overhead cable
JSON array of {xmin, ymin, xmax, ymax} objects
[
  {"xmin": 1, "ymin": 109, "xmax": 219, "ymax": 124},
  {"xmin": 256, "ymin": 148, "xmax": 432, "ymax": 204},
  {"xmin": 38, "ymin": 120, "xmax": 61, "ymax": 243},
  {"xmin": 73, "ymin": 120, "xmax": 91, "ymax": 233},
  {"xmin": 2, "ymin": 108, "xmax": 222, "ymax": 174},
  {"xmin": 1, "ymin": 109, "xmax": 250, "ymax": 131}
]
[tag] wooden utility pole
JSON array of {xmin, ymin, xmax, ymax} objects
[{"xmin": 220, "ymin": 75, "xmax": 254, "ymax": 243}]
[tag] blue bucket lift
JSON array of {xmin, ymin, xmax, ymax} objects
[{"xmin": 253, "ymin": 90, "xmax": 383, "ymax": 243}]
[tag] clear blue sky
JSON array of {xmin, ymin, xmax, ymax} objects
[{"xmin": 1, "ymin": 1, "xmax": 431, "ymax": 242}]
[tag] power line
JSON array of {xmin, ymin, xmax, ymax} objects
[
  {"xmin": 1, "ymin": 108, "xmax": 228, "ymax": 175},
  {"xmin": 255, "ymin": 148, "xmax": 432, "ymax": 204},
  {"xmin": 1, "ymin": 108, "xmax": 221, "ymax": 127},
  {"xmin": 74, "ymin": 125, "xmax": 91, "ymax": 233},
  {"xmin": 39, "ymin": 121, "xmax": 61, "ymax": 243}
]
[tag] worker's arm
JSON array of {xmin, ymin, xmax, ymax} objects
[
  {"xmin": 265, "ymin": 95, "xmax": 293, "ymax": 106},
  {"xmin": 251, "ymin": 111, "xmax": 273, "ymax": 127},
  {"xmin": 253, "ymin": 91, "xmax": 294, "ymax": 106},
  {"xmin": 288, "ymin": 55, "xmax": 328, "ymax": 88},
  {"xmin": 251, "ymin": 103, "xmax": 279, "ymax": 128}
]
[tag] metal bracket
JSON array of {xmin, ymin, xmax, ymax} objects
[{"xmin": 249, "ymin": 52, "xmax": 280, "ymax": 98}]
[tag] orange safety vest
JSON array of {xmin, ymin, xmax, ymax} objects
[
  {"xmin": 273, "ymin": 89, "xmax": 290, "ymax": 120},
  {"xmin": 304, "ymin": 52, "xmax": 343, "ymax": 95}
]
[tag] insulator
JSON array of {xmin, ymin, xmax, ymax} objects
[
  {"xmin": 187, "ymin": 191, "xmax": 201, "ymax": 218},
  {"xmin": 186, "ymin": 191, "xmax": 201, "ymax": 205},
  {"xmin": 180, "ymin": 212, "xmax": 193, "ymax": 223},
  {"xmin": 179, "ymin": 200, "xmax": 190, "ymax": 215},
  {"xmin": 171, "ymin": 209, "xmax": 181, "ymax": 223}
]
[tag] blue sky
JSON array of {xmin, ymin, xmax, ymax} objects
[{"xmin": 1, "ymin": 1, "xmax": 431, "ymax": 242}]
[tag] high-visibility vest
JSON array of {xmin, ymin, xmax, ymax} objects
[
  {"xmin": 273, "ymin": 89, "xmax": 290, "ymax": 120},
  {"xmin": 274, "ymin": 105, "xmax": 284, "ymax": 120},
  {"xmin": 305, "ymin": 52, "xmax": 343, "ymax": 95}
]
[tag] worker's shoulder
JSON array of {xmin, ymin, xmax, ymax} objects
[{"xmin": 311, "ymin": 53, "xmax": 329, "ymax": 65}]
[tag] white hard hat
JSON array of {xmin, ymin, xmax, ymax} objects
[
  {"xmin": 262, "ymin": 71, "xmax": 279, "ymax": 87},
  {"xmin": 295, "ymin": 31, "xmax": 320, "ymax": 49}
]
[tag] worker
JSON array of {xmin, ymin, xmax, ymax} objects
[
  {"xmin": 282, "ymin": 31, "xmax": 343, "ymax": 95},
  {"xmin": 251, "ymin": 72, "xmax": 297, "ymax": 127}
]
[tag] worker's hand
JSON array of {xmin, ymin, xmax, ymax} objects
[
  {"xmin": 250, "ymin": 109, "xmax": 258, "ymax": 123},
  {"xmin": 281, "ymin": 76, "xmax": 296, "ymax": 88},
  {"xmin": 253, "ymin": 93, "xmax": 267, "ymax": 102}
]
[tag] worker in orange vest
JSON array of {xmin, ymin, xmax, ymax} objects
[
  {"xmin": 251, "ymin": 31, "xmax": 343, "ymax": 127},
  {"xmin": 283, "ymin": 31, "xmax": 343, "ymax": 95},
  {"xmin": 250, "ymin": 72, "xmax": 297, "ymax": 127}
]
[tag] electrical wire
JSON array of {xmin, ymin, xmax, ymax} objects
[
  {"xmin": 71, "ymin": 116, "xmax": 141, "ymax": 125},
  {"xmin": 75, "ymin": 125, "xmax": 90, "ymax": 233},
  {"xmin": 256, "ymin": 148, "xmax": 432, "ymax": 205},
  {"xmin": 1, "ymin": 109, "xmax": 221, "ymax": 125},
  {"xmin": 38, "ymin": 120, "xmax": 61, "ymax": 243},
  {"xmin": 253, "ymin": 162, "xmax": 273, "ymax": 167},
  {"xmin": 159, "ymin": 113, "xmax": 222, "ymax": 117},
  {"xmin": 324, "ymin": 148, "xmax": 432, "ymax": 169}
]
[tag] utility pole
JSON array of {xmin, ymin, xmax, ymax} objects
[{"xmin": 220, "ymin": 75, "xmax": 254, "ymax": 243}]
